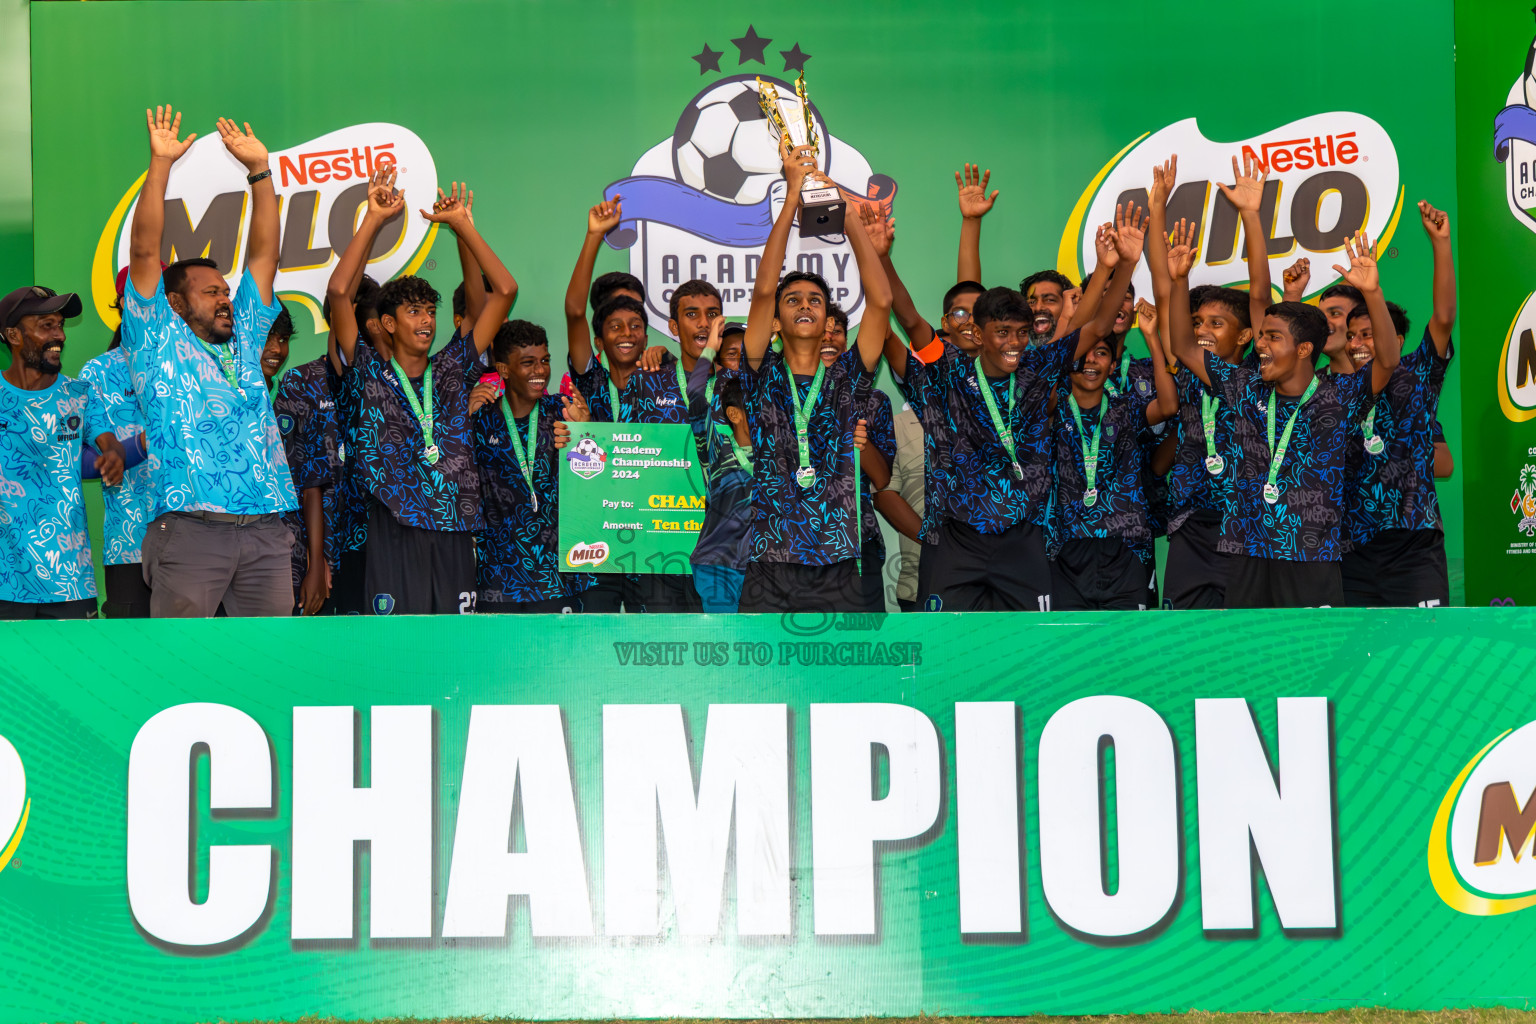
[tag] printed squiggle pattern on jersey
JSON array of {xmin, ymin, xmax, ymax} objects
[
  {"xmin": 1049, "ymin": 382, "xmax": 1155, "ymax": 565},
  {"xmin": 119, "ymin": 271, "xmax": 296, "ymax": 518},
  {"xmin": 79, "ymin": 347, "xmax": 151, "ymax": 565},
  {"xmin": 274, "ymin": 357, "xmax": 343, "ymax": 589},
  {"xmin": 858, "ymin": 389, "xmax": 896, "ymax": 562}
]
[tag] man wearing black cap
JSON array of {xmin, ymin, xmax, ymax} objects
[
  {"xmin": 121, "ymin": 107, "xmax": 297, "ymax": 617},
  {"xmin": 0, "ymin": 286, "xmax": 129, "ymax": 619}
]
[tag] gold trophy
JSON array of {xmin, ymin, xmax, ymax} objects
[{"xmin": 757, "ymin": 73, "xmax": 845, "ymax": 237}]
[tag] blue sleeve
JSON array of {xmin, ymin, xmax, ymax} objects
[
  {"xmin": 1027, "ymin": 327, "xmax": 1083, "ymax": 382},
  {"xmin": 82, "ymin": 380, "xmax": 119, "ymax": 443},
  {"xmin": 275, "ymin": 372, "xmax": 330, "ymax": 491},
  {"xmin": 568, "ymin": 352, "xmax": 613, "ymax": 421},
  {"xmin": 233, "ymin": 270, "xmax": 283, "ymax": 373},
  {"xmin": 1203, "ymin": 350, "xmax": 1242, "ymax": 406},
  {"xmin": 1338, "ymin": 361, "xmax": 1377, "ymax": 423},
  {"xmin": 867, "ymin": 390, "xmax": 896, "ymax": 463}
]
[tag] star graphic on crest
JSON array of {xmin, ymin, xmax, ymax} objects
[
  {"xmin": 731, "ymin": 25, "xmax": 771, "ymax": 65},
  {"xmin": 692, "ymin": 43, "xmax": 722, "ymax": 74},
  {"xmin": 780, "ymin": 43, "xmax": 811, "ymax": 73}
]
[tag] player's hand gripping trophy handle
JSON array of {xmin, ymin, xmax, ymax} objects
[{"xmin": 757, "ymin": 72, "xmax": 845, "ymax": 237}]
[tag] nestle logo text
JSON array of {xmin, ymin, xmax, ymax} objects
[
  {"xmin": 278, "ymin": 144, "xmax": 397, "ymax": 188},
  {"xmin": 1241, "ymin": 132, "xmax": 1359, "ymax": 173}
]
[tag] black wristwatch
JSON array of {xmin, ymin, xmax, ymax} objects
[{"xmin": 247, "ymin": 168, "xmax": 272, "ymax": 185}]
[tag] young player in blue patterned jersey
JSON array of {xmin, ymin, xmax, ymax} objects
[
  {"xmin": 691, "ymin": 335, "xmax": 756, "ymax": 614},
  {"xmin": 273, "ymin": 324, "xmax": 346, "ymax": 617},
  {"xmin": 565, "ymin": 197, "xmax": 704, "ymax": 612},
  {"xmin": 327, "ymin": 171, "xmax": 518, "ymax": 616},
  {"xmin": 80, "ymin": 274, "xmax": 155, "ymax": 619},
  {"xmin": 122, "ymin": 109, "xmax": 297, "ymax": 618},
  {"xmin": 733, "ymin": 141, "xmax": 893, "ymax": 613},
  {"xmin": 881, "ymin": 205, "xmax": 1146, "ymax": 611},
  {"xmin": 1047, "ymin": 322, "xmax": 1179, "ymax": 610},
  {"xmin": 468, "ymin": 320, "xmax": 594, "ymax": 613},
  {"xmin": 1167, "ymin": 229, "xmax": 1403, "ymax": 608},
  {"xmin": 1338, "ymin": 200, "xmax": 1457, "ymax": 607},
  {"xmin": 0, "ymin": 286, "xmax": 130, "ymax": 619}
]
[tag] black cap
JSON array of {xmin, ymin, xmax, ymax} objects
[
  {"xmin": 720, "ymin": 320, "xmax": 747, "ymax": 337},
  {"xmin": 0, "ymin": 286, "xmax": 83, "ymax": 330}
]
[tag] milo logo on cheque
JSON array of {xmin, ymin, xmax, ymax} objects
[
  {"xmin": 95, "ymin": 123, "xmax": 439, "ymax": 331},
  {"xmin": 565, "ymin": 542, "xmax": 611, "ymax": 569},
  {"xmin": 1060, "ymin": 112, "xmax": 1402, "ymax": 299}
]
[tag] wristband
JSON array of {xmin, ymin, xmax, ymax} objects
[{"xmin": 247, "ymin": 168, "xmax": 272, "ymax": 185}]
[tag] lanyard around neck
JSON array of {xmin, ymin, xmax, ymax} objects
[
  {"xmin": 1067, "ymin": 393, "xmax": 1105, "ymax": 507},
  {"xmin": 1263, "ymin": 376, "xmax": 1320, "ymax": 503},
  {"xmin": 976, "ymin": 365, "xmax": 1022, "ymax": 482},
  {"xmin": 390, "ymin": 357, "xmax": 437, "ymax": 465},
  {"xmin": 497, "ymin": 396, "xmax": 539, "ymax": 512},
  {"xmin": 786, "ymin": 360, "xmax": 827, "ymax": 489}
]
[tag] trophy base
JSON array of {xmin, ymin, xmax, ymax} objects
[{"xmin": 798, "ymin": 184, "xmax": 846, "ymax": 238}]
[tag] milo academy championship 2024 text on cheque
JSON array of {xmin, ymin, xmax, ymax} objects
[{"xmin": 559, "ymin": 423, "xmax": 707, "ymax": 574}]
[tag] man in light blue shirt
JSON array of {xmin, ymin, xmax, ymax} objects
[
  {"xmin": 121, "ymin": 107, "xmax": 297, "ymax": 617},
  {"xmin": 0, "ymin": 286, "xmax": 128, "ymax": 619}
]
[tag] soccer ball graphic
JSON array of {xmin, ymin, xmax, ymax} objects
[
  {"xmin": 671, "ymin": 76, "xmax": 829, "ymax": 206},
  {"xmin": 574, "ymin": 436, "xmax": 605, "ymax": 460}
]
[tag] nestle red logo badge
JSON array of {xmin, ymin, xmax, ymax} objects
[
  {"xmin": 278, "ymin": 144, "xmax": 397, "ymax": 187},
  {"xmin": 1241, "ymin": 132, "xmax": 1359, "ymax": 173}
]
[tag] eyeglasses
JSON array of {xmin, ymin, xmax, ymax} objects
[{"xmin": 944, "ymin": 308, "xmax": 972, "ymax": 323}]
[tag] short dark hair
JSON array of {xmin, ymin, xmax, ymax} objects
[
  {"xmin": 1197, "ymin": 286, "xmax": 1252, "ymax": 329},
  {"xmin": 1079, "ymin": 273, "xmax": 1136, "ymax": 300},
  {"xmin": 594, "ymin": 294, "xmax": 647, "ymax": 331},
  {"xmin": 943, "ymin": 280, "xmax": 985, "ymax": 315},
  {"xmin": 827, "ymin": 302, "xmax": 849, "ymax": 334},
  {"xmin": 492, "ymin": 318, "xmax": 549, "ymax": 363},
  {"xmin": 669, "ymin": 279, "xmax": 722, "ymax": 322},
  {"xmin": 591, "ymin": 271, "xmax": 643, "ymax": 312},
  {"xmin": 1264, "ymin": 301, "xmax": 1328, "ymax": 363},
  {"xmin": 1020, "ymin": 269, "xmax": 1072, "ymax": 296},
  {"xmin": 377, "ymin": 275, "xmax": 441, "ymax": 321},
  {"xmin": 1346, "ymin": 300, "xmax": 1411, "ymax": 339},
  {"xmin": 163, "ymin": 257, "xmax": 221, "ymax": 301},
  {"xmin": 355, "ymin": 274, "xmax": 382, "ymax": 325},
  {"xmin": 972, "ymin": 286, "xmax": 1032, "ymax": 329},
  {"xmin": 775, "ymin": 270, "xmax": 830, "ymax": 312},
  {"xmin": 269, "ymin": 306, "xmax": 294, "ymax": 341},
  {"xmin": 717, "ymin": 374, "xmax": 747, "ymax": 417},
  {"xmin": 1319, "ymin": 282, "xmax": 1364, "ymax": 307},
  {"xmin": 1188, "ymin": 284, "xmax": 1216, "ymax": 313},
  {"xmin": 452, "ymin": 282, "xmax": 467, "ymax": 318}
]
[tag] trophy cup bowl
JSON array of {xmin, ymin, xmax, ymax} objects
[{"xmin": 756, "ymin": 74, "xmax": 845, "ymax": 238}]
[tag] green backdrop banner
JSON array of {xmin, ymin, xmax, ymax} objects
[
  {"xmin": 24, "ymin": 0, "xmax": 1465, "ymax": 601},
  {"xmin": 1452, "ymin": 4, "xmax": 1536, "ymax": 605},
  {"xmin": 2, "ymin": 610, "xmax": 1536, "ymax": 1021}
]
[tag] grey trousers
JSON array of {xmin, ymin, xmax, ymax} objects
[{"xmin": 142, "ymin": 512, "xmax": 294, "ymax": 618}]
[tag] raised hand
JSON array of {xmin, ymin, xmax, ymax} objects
[
  {"xmin": 146, "ymin": 105, "xmax": 196, "ymax": 162},
  {"xmin": 468, "ymin": 379, "xmax": 501, "ymax": 415},
  {"xmin": 562, "ymin": 389, "xmax": 592, "ymax": 423},
  {"xmin": 1113, "ymin": 203, "xmax": 1147, "ymax": 264},
  {"xmin": 637, "ymin": 345, "xmax": 668, "ymax": 373},
  {"xmin": 1061, "ymin": 286, "xmax": 1082, "ymax": 325},
  {"xmin": 1095, "ymin": 222, "xmax": 1119, "ymax": 269},
  {"xmin": 422, "ymin": 182, "xmax": 473, "ymax": 228},
  {"xmin": 1419, "ymin": 200, "xmax": 1450, "ymax": 242},
  {"xmin": 858, "ymin": 201, "xmax": 894, "ymax": 257},
  {"xmin": 366, "ymin": 166, "xmax": 405, "ymax": 221},
  {"xmin": 1149, "ymin": 155, "xmax": 1178, "ymax": 210},
  {"xmin": 1281, "ymin": 257, "xmax": 1310, "ymax": 300},
  {"xmin": 956, "ymin": 164, "xmax": 999, "ymax": 219},
  {"xmin": 781, "ymin": 138, "xmax": 816, "ymax": 195},
  {"xmin": 1135, "ymin": 297, "xmax": 1159, "ymax": 337},
  {"xmin": 1216, "ymin": 152, "xmax": 1267, "ymax": 214},
  {"xmin": 588, "ymin": 196, "xmax": 622, "ymax": 236},
  {"xmin": 216, "ymin": 117, "xmax": 268, "ymax": 173},
  {"xmin": 1167, "ymin": 218, "xmax": 1198, "ymax": 280},
  {"xmin": 1332, "ymin": 231, "xmax": 1380, "ymax": 293}
]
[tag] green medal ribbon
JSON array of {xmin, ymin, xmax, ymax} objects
[
  {"xmin": 1201, "ymin": 393, "xmax": 1224, "ymax": 476},
  {"xmin": 675, "ymin": 361, "xmax": 688, "ymax": 410},
  {"xmin": 497, "ymin": 396, "xmax": 540, "ymax": 513},
  {"xmin": 786, "ymin": 361, "xmax": 826, "ymax": 489},
  {"xmin": 1103, "ymin": 350, "xmax": 1133, "ymax": 398},
  {"xmin": 197, "ymin": 338, "xmax": 242, "ymax": 395},
  {"xmin": 1263, "ymin": 376, "xmax": 1319, "ymax": 504},
  {"xmin": 606, "ymin": 375, "xmax": 622, "ymax": 422},
  {"xmin": 706, "ymin": 377, "xmax": 717, "ymax": 405},
  {"xmin": 1067, "ymin": 394, "xmax": 1105, "ymax": 508},
  {"xmin": 729, "ymin": 434, "xmax": 754, "ymax": 476},
  {"xmin": 390, "ymin": 358, "xmax": 438, "ymax": 465},
  {"xmin": 975, "ymin": 366, "xmax": 1023, "ymax": 482},
  {"xmin": 1362, "ymin": 405, "xmax": 1385, "ymax": 455}
]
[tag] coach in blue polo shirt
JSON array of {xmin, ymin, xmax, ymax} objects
[{"xmin": 120, "ymin": 106, "xmax": 297, "ymax": 617}]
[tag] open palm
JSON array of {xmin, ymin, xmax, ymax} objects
[{"xmin": 146, "ymin": 105, "xmax": 195, "ymax": 162}]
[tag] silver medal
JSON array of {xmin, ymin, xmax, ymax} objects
[
  {"xmin": 1083, "ymin": 487, "xmax": 1098, "ymax": 508},
  {"xmin": 424, "ymin": 444, "xmax": 441, "ymax": 465},
  {"xmin": 795, "ymin": 466, "xmax": 816, "ymax": 489},
  {"xmin": 1205, "ymin": 454, "xmax": 1224, "ymax": 476},
  {"xmin": 1263, "ymin": 482, "xmax": 1280, "ymax": 504}
]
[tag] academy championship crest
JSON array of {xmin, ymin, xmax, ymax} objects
[{"xmin": 601, "ymin": 29, "xmax": 896, "ymax": 330}]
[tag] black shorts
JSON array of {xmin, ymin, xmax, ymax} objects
[
  {"xmin": 1050, "ymin": 538, "xmax": 1150, "ymax": 611},
  {"xmin": 103, "ymin": 562, "xmax": 152, "ymax": 619},
  {"xmin": 333, "ymin": 546, "xmax": 367, "ymax": 615},
  {"xmin": 1342, "ymin": 528, "xmax": 1450, "ymax": 608},
  {"xmin": 578, "ymin": 573, "xmax": 701, "ymax": 613},
  {"xmin": 925, "ymin": 518, "xmax": 1050, "ymax": 612},
  {"xmin": 739, "ymin": 559, "xmax": 863, "ymax": 613},
  {"xmin": 1164, "ymin": 512, "xmax": 1231, "ymax": 610},
  {"xmin": 363, "ymin": 501, "xmax": 477, "ymax": 615},
  {"xmin": 1226, "ymin": 555, "xmax": 1343, "ymax": 609},
  {"xmin": 858, "ymin": 543, "xmax": 886, "ymax": 613},
  {"xmin": 0, "ymin": 597, "xmax": 97, "ymax": 620}
]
